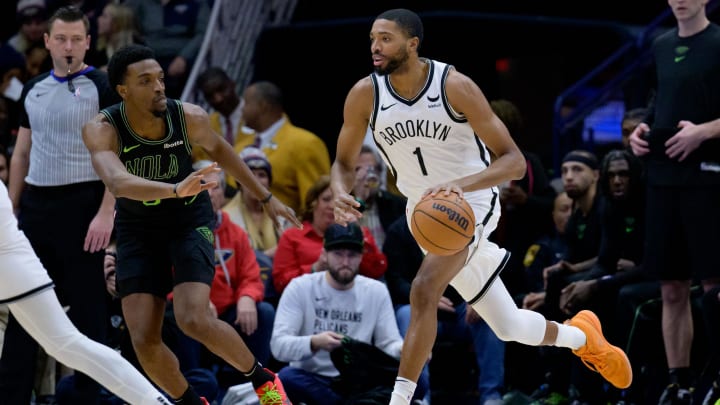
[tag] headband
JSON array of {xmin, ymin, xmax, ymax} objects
[{"xmin": 562, "ymin": 152, "xmax": 598, "ymax": 170}]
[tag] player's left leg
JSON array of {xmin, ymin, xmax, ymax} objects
[{"xmin": 9, "ymin": 290, "xmax": 171, "ymax": 405}]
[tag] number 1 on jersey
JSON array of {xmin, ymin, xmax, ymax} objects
[{"xmin": 413, "ymin": 147, "xmax": 428, "ymax": 176}]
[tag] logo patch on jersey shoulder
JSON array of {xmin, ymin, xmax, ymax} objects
[
  {"xmin": 427, "ymin": 94, "xmax": 440, "ymax": 102},
  {"xmin": 380, "ymin": 103, "xmax": 397, "ymax": 111}
]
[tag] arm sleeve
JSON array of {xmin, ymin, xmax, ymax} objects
[{"xmin": 270, "ymin": 279, "xmax": 315, "ymax": 362}]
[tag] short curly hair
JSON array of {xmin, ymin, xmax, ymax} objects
[
  {"xmin": 375, "ymin": 9, "xmax": 424, "ymax": 48},
  {"xmin": 107, "ymin": 44, "xmax": 156, "ymax": 92}
]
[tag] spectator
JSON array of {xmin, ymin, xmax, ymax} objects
[
  {"xmin": 0, "ymin": 43, "xmax": 27, "ymax": 150},
  {"xmin": 521, "ymin": 191, "xmax": 573, "ymax": 310},
  {"xmin": 238, "ymin": 80, "xmax": 331, "ymax": 214},
  {"xmin": 559, "ymin": 149, "xmax": 646, "ymax": 319},
  {"xmin": 272, "ymin": 175, "xmax": 387, "ymax": 295},
  {"xmin": 1, "ymin": 7, "xmax": 118, "ymax": 403},
  {"xmin": 192, "ymin": 160, "xmax": 276, "ymax": 390},
  {"xmin": 194, "ymin": 67, "xmax": 253, "ymax": 165},
  {"xmin": 124, "ymin": 0, "xmax": 210, "ymax": 98},
  {"xmin": 527, "ymin": 150, "xmax": 603, "ymax": 402},
  {"xmin": 8, "ymin": 0, "xmax": 48, "ymax": 55},
  {"xmin": 352, "ymin": 144, "xmax": 406, "ymax": 249},
  {"xmin": 270, "ymin": 222, "xmax": 403, "ymax": 405},
  {"xmin": 22, "ymin": 44, "xmax": 50, "ymax": 83},
  {"xmin": 87, "ymin": 2, "xmax": 142, "ymax": 71},
  {"xmin": 223, "ymin": 146, "xmax": 289, "ymax": 259},
  {"xmin": 621, "ymin": 108, "xmax": 648, "ymax": 150},
  {"xmin": 542, "ymin": 150, "xmax": 603, "ymax": 322}
]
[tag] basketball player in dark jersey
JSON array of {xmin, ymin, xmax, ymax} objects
[
  {"xmin": 331, "ymin": 9, "xmax": 632, "ymax": 405},
  {"xmin": 82, "ymin": 44, "xmax": 299, "ymax": 405}
]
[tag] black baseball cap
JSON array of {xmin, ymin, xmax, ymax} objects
[{"xmin": 324, "ymin": 223, "xmax": 364, "ymax": 252}]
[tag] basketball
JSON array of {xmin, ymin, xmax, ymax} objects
[{"xmin": 411, "ymin": 192, "xmax": 476, "ymax": 256}]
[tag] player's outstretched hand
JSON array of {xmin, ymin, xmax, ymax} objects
[
  {"xmin": 175, "ymin": 162, "xmax": 221, "ymax": 198},
  {"xmin": 332, "ymin": 189, "xmax": 362, "ymax": 226},
  {"xmin": 264, "ymin": 196, "xmax": 302, "ymax": 230}
]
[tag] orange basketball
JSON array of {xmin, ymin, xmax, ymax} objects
[{"xmin": 410, "ymin": 193, "xmax": 476, "ymax": 256}]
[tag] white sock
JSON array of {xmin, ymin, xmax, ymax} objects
[
  {"xmin": 553, "ymin": 321, "xmax": 586, "ymax": 350},
  {"xmin": 389, "ymin": 377, "xmax": 417, "ymax": 405}
]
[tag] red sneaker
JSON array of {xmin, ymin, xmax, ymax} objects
[
  {"xmin": 200, "ymin": 397, "xmax": 210, "ymax": 405},
  {"xmin": 254, "ymin": 368, "xmax": 292, "ymax": 405}
]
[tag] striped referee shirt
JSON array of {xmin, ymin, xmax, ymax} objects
[{"xmin": 19, "ymin": 66, "xmax": 119, "ymax": 186}]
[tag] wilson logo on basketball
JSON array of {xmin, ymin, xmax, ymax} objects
[{"xmin": 431, "ymin": 203, "xmax": 470, "ymax": 231}]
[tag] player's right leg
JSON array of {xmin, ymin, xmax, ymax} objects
[
  {"xmin": 10, "ymin": 290, "xmax": 172, "ymax": 405},
  {"xmin": 450, "ymin": 243, "xmax": 632, "ymax": 389}
]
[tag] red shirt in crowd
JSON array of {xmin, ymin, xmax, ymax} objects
[{"xmin": 272, "ymin": 220, "xmax": 387, "ymax": 294}]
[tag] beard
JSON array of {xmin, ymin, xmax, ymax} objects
[
  {"xmin": 328, "ymin": 266, "xmax": 358, "ymax": 286},
  {"xmin": 151, "ymin": 104, "xmax": 167, "ymax": 118},
  {"xmin": 373, "ymin": 49, "xmax": 409, "ymax": 76},
  {"xmin": 565, "ymin": 188, "xmax": 585, "ymax": 200}
]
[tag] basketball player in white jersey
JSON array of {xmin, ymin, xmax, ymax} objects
[
  {"xmin": 0, "ymin": 180, "xmax": 175, "ymax": 405},
  {"xmin": 330, "ymin": 8, "xmax": 633, "ymax": 405}
]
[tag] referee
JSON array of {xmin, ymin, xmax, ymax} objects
[{"xmin": 2, "ymin": 6, "xmax": 120, "ymax": 403}]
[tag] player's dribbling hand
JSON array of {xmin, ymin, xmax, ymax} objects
[
  {"xmin": 175, "ymin": 162, "xmax": 221, "ymax": 197},
  {"xmin": 422, "ymin": 183, "xmax": 464, "ymax": 199}
]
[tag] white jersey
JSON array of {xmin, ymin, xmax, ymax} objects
[
  {"xmin": 0, "ymin": 182, "xmax": 53, "ymax": 303},
  {"xmin": 370, "ymin": 59, "xmax": 495, "ymax": 205}
]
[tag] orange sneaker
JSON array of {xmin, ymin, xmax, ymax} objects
[
  {"xmin": 255, "ymin": 368, "xmax": 292, "ymax": 405},
  {"xmin": 565, "ymin": 310, "xmax": 632, "ymax": 389}
]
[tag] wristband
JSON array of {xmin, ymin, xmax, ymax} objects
[
  {"xmin": 173, "ymin": 183, "xmax": 179, "ymax": 198},
  {"xmin": 260, "ymin": 192, "xmax": 273, "ymax": 204}
]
